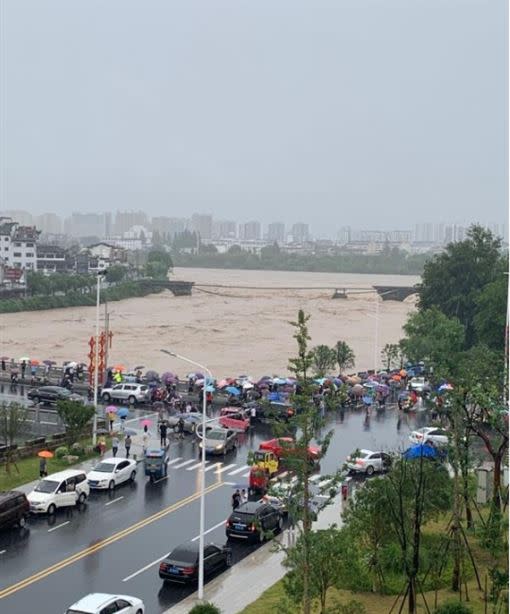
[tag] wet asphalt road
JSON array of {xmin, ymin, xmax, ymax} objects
[{"xmin": 0, "ymin": 400, "xmax": 431, "ymax": 614}]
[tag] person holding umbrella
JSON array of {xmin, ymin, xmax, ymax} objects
[{"xmin": 38, "ymin": 450, "xmax": 53, "ymax": 477}]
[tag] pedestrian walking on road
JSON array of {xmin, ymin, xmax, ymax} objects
[
  {"xmin": 232, "ymin": 489, "xmax": 241, "ymax": 510},
  {"xmin": 142, "ymin": 431, "xmax": 149, "ymax": 455},
  {"xmin": 125, "ymin": 435, "xmax": 132, "ymax": 458},
  {"xmin": 159, "ymin": 422, "xmax": 168, "ymax": 447},
  {"xmin": 177, "ymin": 416, "xmax": 185, "ymax": 440},
  {"xmin": 39, "ymin": 457, "xmax": 47, "ymax": 478},
  {"xmin": 108, "ymin": 411, "xmax": 115, "ymax": 432},
  {"xmin": 111, "ymin": 436, "xmax": 119, "ymax": 458},
  {"xmin": 21, "ymin": 361, "xmax": 26, "ymax": 380},
  {"xmin": 240, "ymin": 489, "xmax": 248, "ymax": 504},
  {"xmin": 99, "ymin": 437, "xmax": 106, "ymax": 458}
]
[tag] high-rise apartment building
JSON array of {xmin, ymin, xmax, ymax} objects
[
  {"xmin": 267, "ymin": 222, "xmax": 285, "ymax": 244},
  {"xmin": 213, "ymin": 220, "xmax": 237, "ymax": 239},
  {"xmin": 64, "ymin": 212, "xmax": 110, "ymax": 238},
  {"xmin": 152, "ymin": 216, "xmax": 190, "ymax": 237},
  {"xmin": 191, "ymin": 214, "xmax": 213, "ymax": 240},
  {"xmin": 114, "ymin": 210, "xmax": 149, "ymax": 234},
  {"xmin": 2, "ymin": 210, "xmax": 33, "ymax": 226},
  {"xmin": 337, "ymin": 226, "xmax": 351, "ymax": 244},
  {"xmin": 241, "ymin": 221, "xmax": 261, "ymax": 241},
  {"xmin": 291, "ymin": 223, "xmax": 310, "ymax": 244},
  {"xmin": 36, "ymin": 213, "xmax": 62, "ymax": 235}
]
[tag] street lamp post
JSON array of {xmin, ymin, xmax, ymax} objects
[
  {"xmin": 92, "ymin": 270, "xmax": 107, "ymax": 445},
  {"xmin": 160, "ymin": 348, "xmax": 211, "ymax": 602}
]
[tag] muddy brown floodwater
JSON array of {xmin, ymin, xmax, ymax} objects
[{"xmin": 3, "ymin": 267, "xmax": 419, "ymax": 378}]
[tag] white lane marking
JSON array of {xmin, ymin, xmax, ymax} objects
[
  {"xmin": 191, "ymin": 520, "xmax": 226, "ymax": 542},
  {"xmin": 0, "ymin": 550, "xmax": 6, "ymax": 555},
  {"xmin": 122, "ymin": 553, "xmax": 170, "ymax": 582},
  {"xmin": 172, "ymin": 459, "xmax": 197, "ymax": 469},
  {"xmin": 186, "ymin": 461, "xmax": 210, "ymax": 471},
  {"xmin": 228, "ymin": 465, "xmax": 249, "ymax": 475},
  {"xmin": 215, "ymin": 463, "xmax": 236, "ymax": 474},
  {"xmin": 242, "ymin": 471, "xmax": 250, "ymax": 478},
  {"xmin": 105, "ymin": 496, "xmax": 124, "ymax": 507},
  {"xmin": 48, "ymin": 521, "xmax": 70, "ymax": 533},
  {"xmin": 222, "ymin": 481, "xmax": 236, "ymax": 486},
  {"xmin": 318, "ymin": 479, "xmax": 333, "ymax": 488},
  {"xmin": 166, "ymin": 457, "xmax": 183, "ymax": 466},
  {"xmin": 204, "ymin": 463, "xmax": 222, "ymax": 473}
]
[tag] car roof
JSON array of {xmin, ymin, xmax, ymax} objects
[
  {"xmin": 68, "ymin": 593, "xmax": 120, "ymax": 611},
  {"xmin": 0, "ymin": 490, "xmax": 25, "ymax": 503},
  {"xmin": 236, "ymin": 501, "xmax": 264, "ymax": 513},
  {"xmin": 41, "ymin": 469, "xmax": 86, "ymax": 481},
  {"xmin": 359, "ymin": 449, "xmax": 375, "ymax": 455},
  {"xmin": 169, "ymin": 540, "xmax": 199, "ymax": 554}
]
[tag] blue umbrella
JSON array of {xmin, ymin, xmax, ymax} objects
[
  {"xmin": 362, "ymin": 395, "xmax": 373, "ymax": 406},
  {"xmin": 268, "ymin": 392, "xmax": 283, "ymax": 402},
  {"xmin": 117, "ymin": 407, "xmax": 129, "ymax": 418},
  {"xmin": 403, "ymin": 444, "xmax": 439, "ymax": 460},
  {"xmin": 226, "ymin": 386, "xmax": 241, "ymax": 396},
  {"xmin": 273, "ymin": 378, "xmax": 287, "ymax": 385},
  {"xmin": 205, "ymin": 385, "xmax": 215, "ymax": 392}
]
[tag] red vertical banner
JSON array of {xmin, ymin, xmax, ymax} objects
[{"xmin": 88, "ymin": 336, "xmax": 96, "ymax": 387}]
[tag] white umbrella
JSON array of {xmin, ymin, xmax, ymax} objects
[{"xmin": 243, "ymin": 382, "xmax": 254, "ymax": 390}]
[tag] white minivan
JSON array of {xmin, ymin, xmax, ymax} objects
[{"xmin": 27, "ymin": 469, "xmax": 90, "ymax": 515}]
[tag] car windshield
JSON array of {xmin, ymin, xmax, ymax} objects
[
  {"xmin": 34, "ymin": 479, "xmax": 59, "ymax": 493},
  {"xmin": 207, "ymin": 431, "xmax": 226, "ymax": 441},
  {"xmin": 169, "ymin": 547, "xmax": 197, "ymax": 563},
  {"xmin": 92, "ymin": 462, "xmax": 115, "ymax": 473},
  {"xmin": 231, "ymin": 512, "xmax": 254, "ymax": 523},
  {"xmin": 358, "ymin": 452, "xmax": 369, "ymax": 459},
  {"xmin": 66, "ymin": 610, "xmax": 89, "ymax": 614}
]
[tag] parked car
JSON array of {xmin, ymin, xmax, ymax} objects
[
  {"xmin": 259, "ymin": 437, "xmax": 321, "ymax": 463},
  {"xmin": 0, "ymin": 490, "xmax": 30, "ymax": 529},
  {"xmin": 219, "ymin": 407, "xmax": 251, "ymax": 432},
  {"xmin": 199, "ymin": 428, "xmax": 237, "ymax": 456},
  {"xmin": 166, "ymin": 413, "xmax": 202, "ymax": 434},
  {"xmin": 226, "ymin": 501, "xmax": 283, "ymax": 542},
  {"xmin": 346, "ymin": 449, "xmax": 392, "ymax": 475},
  {"xmin": 87, "ymin": 458, "xmax": 137, "ymax": 490},
  {"xmin": 27, "ymin": 469, "xmax": 89, "ymax": 515},
  {"xmin": 65, "ymin": 593, "xmax": 144, "ymax": 614},
  {"xmin": 100, "ymin": 383, "xmax": 150, "ymax": 405},
  {"xmin": 159, "ymin": 540, "xmax": 231, "ymax": 583},
  {"xmin": 27, "ymin": 386, "xmax": 83, "ymax": 406},
  {"xmin": 409, "ymin": 426, "xmax": 449, "ymax": 446}
]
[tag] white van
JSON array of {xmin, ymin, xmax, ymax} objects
[{"xmin": 27, "ymin": 469, "xmax": 90, "ymax": 514}]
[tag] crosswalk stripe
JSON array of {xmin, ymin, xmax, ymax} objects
[
  {"xmin": 215, "ymin": 464, "xmax": 236, "ymax": 474},
  {"xmin": 186, "ymin": 461, "xmax": 210, "ymax": 471},
  {"xmin": 204, "ymin": 463, "xmax": 222, "ymax": 473},
  {"xmin": 166, "ymin": 457, "xmax": 183, "ymax": 466},
  {"xmin": 172, "ymin": 459, "xmax": 197, "ymax": 469},
  {"xmin": 242, "ymin": 471, "xmax": 250, "ymax": 478},
  {"xmin": 228, "ymin": 465, "xmax": 249, "ymax": 476}
]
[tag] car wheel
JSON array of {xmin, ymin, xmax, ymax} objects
[
  {"xmin": 32, "ymin": 396, "xmax": 39, "ymax": 404},
  {"xmin": 78, "ymin": 491, "xmax": 87, "ymax": 504},
  {"xmin": 17, "ymin": 515, "xmax": 27, "ymax": 528},
  {"xmin": 135, "ymin": 610, "xmax": 143, "ymax": 614},
  {"xmin": 366, "ymin": 465, "xmax": 375, "ymax": 476},
  {"xmin": 47, "ymin": 504, "xmax": 56, "ymax": 515},
  {"xmin": 102, "ymin": 393, "xmax": 111, "ymax": 402},
  {"xmin": 128, "ymin": 395, "xmax": 136, "ymax": 405},
  {"xmin": 190, "ymin": 422, "xmax": 196, "ymax": 433},
  {"xmin": 130, "ymin": 470, "xmax": 136, "ymax": 482},
  {"xmin": 108, "ymin": 480, "xmax": 115, "ymax": 491}
]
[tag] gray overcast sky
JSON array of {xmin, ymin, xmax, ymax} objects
[{"xmin": 0, "ymin": 0, "xmax": 508, "ymax": 234}]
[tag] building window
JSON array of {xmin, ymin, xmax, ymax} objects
[
  {"xmin": 26, "ymin": 243, "xmax": 34, "ymax": 247},
  {"xmin": 26, "ymin": 253, "xmax": 34, "ymax": 258},
  {"xmin": 13, "ymin": 252, "xmax": 22, "ymax": 257},
  {"xmin": 14, "ymin": 242, "xmax": 21, "ymax": 247},
  {"xmin": 4, "ymin": 247, "xmax": 7, "ymax": 251}
]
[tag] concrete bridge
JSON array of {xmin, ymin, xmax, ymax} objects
[
  {"xmin": 373, "ymin": 285, "xmax": 418, "ymax": 301},
  {"xmin": 139, "ymin": 279, "xmax": 195, "ymax": 296}
]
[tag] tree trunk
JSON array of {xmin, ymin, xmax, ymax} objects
[
  {"xmin": 493, "ymin": 455, "xmax": 502, "ymax": 510},
  {"xmin": 408, "ymin": 578, "xmax": 417, "ymax": 614}
]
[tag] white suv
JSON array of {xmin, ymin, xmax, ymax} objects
[
  {"xmin": 101, "ymin": 383, "xmax": 150, "ymax": 405},
  {"xmin": 27, "ymin": 469, "xmax": 89, "ymax": 514}
]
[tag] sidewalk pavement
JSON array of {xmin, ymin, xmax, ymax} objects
[
  {"xmin": 14, "ymin": 413, "xmax": 160, "ymax": 495},
  {"xmin": 165, "ymin": 494, "xmax": 345, "ymax": 614}
]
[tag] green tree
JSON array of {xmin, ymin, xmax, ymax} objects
[
  {"xmin": 0, "ymin": 402, "xmax": 28, "ymax": 474},
  {"xmin": 400, "ymin": 307, "xmax": 465, "ymax": 376},
  {"xmin": 56, "ymin": 400, "xmax": 95, "ymax": 446},
  {"xmin": 311, "ymin": 345, "xmax": 337, "ymax": 377},
  {"xmin": 105, "ymin": 265, "xmax": 126, "ymax": 283},
  {"xmin": 380, "ymin": 343, "xmax": 400, "ymax": 370},
  {"xmin": 418, "ymin": 225, "xmax": 503, "ymax": 347},
  {"xmin": 145, "ymin": 261, "xmax": 169, "ymax": 279},
  {"xmin": 334, "ymin": 340, "xmax": 355, "ymax": 373},
  {"xmin": 283, "ymin": 527, "xmax": 353, "ymax": 614},
  {"xmin": 147, "ymin": 249, "xmax": 173, "ymax": 269},
  {"xmin": 473, "ymin": 269, "xmax": 508, "ymax": 352}
]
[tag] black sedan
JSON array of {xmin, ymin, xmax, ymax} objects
[
  {"xmin": 159, "ymin": 541, "xmax": 231, "ymax": 583},
  {"xmin": 27, "ymin": 386, "xmax": 83, "ymax": 405}
]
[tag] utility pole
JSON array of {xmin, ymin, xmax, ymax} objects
[{"xmin": 104, "ymin": 300, "xmax": 110, "ymax": 385}]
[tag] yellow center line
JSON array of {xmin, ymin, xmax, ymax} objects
[{"xmin": 0, "ymin": 482, "xmax": 223, "ymax": 600}]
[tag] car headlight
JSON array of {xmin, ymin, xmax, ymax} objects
[{"xmin": 215, "ymin": 444, "xmax": 223, "ymax": 450}]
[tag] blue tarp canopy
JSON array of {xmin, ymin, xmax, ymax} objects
[{"xmin": 403, "ymin": 444, "xmax": 439, "ymax": 460}]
